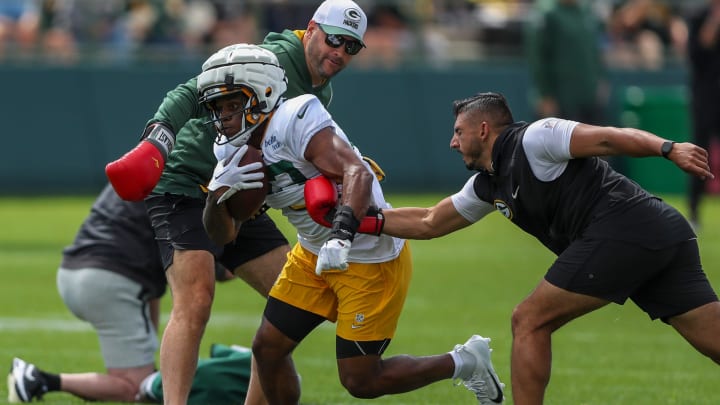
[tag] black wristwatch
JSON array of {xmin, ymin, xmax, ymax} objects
[{"xmin": 661, "ymin": 141, "xmax": 675, "ymax": 159}]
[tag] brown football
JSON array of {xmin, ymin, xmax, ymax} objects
[{"xmin": 214, "ymin": 145, "xmax": 268, "ymax": 222}]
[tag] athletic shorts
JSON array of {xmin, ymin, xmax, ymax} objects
[
  {"xmin": 57, "ymin": 267, "xmax": 157, "ymax": 368},
  {"xmin": 145, "ymin": 193, "xmax": 288, "ymax": 271},
  {"xmin": 546, "ymin": 237, "xmax": 718, "ymax": 322},
  {"xmin": 268, "ymin": 242, "xmax": 412, "ymax": 341}
]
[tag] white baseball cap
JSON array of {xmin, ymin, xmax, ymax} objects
[{"xmin": 312, "ymin": 0, "xmax": 367, "ymax": 46}]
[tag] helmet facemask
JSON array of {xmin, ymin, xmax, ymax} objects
[{"xmin": 204, "ymin": 83, "xmax": 268, "ymax": 147}]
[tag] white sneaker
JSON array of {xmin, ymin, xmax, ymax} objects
[
  {"xmin": 7, "ymin": 357, "xmax": 48, "ymax": 403},
  {"xmin": 453, "ymin": 335, "xmax": 505, "ymax": 404}
]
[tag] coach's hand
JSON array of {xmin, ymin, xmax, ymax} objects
[{"xmin": 305, "ymin": 176, "xmax": 384, "ymax": 235}]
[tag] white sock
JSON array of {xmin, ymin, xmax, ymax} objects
[{"xmin": 449, "ymin": 349, "xmax": 465, "ymax": 379}]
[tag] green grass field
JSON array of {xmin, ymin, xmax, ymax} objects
[{"xmin": 1, "ymin": 194, "xmax": 719, "ymax": 404}]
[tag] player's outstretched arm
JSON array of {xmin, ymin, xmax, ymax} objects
[
  {"xmin": 382, "ymin": 196, "xmax": 473, "ymax": 240},
  {"xmin": 570, "ymin": 123, "xmax": 714, "ymax": 180},
  {"xmin": 303, "ymin": 175, "xmax": 472, "ymax": 239}
]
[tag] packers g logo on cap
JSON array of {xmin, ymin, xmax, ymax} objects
[
  {"xmin": 345, "ymin": 8, "xmax": 362, "ymax": 21},
  {"xmin": 343, "ymin": 8, "xmax": 362, "ymax": 29}
]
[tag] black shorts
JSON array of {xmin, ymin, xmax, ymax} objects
[
  {"xmin": 146, "ymin": 193, "xmax": 288, "ymax": 271},
  {"xmin": 546, "ymin": 237, "xmax": 718, "ymax": 322},
  {"xmin": 218, "ymin": 213, "xmax": 289, "ymax": 269}
]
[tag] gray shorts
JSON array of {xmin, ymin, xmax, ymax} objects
[{"xmin": 57, "ymin": 267, "xmax": 158, "ymax": 368}]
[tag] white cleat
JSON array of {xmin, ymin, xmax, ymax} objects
[{"xmin": 453, "ymin": 335, "xmax": 505, "ymax": 404}]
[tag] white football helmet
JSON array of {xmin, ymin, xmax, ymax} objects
[{"xmin": 197, "ymin": 43, "xmax": 287, "ymax": 146}]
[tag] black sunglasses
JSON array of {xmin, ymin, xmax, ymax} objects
[{"xmin": 321, "ymin": 29, "xmax": 363, "ymax": 56}]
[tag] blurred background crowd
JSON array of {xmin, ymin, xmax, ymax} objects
[
  {"xmin": 2, "ymin": 0, "xmax": 718, "ymax": 214},
  {"xmin": 0, "ymin": 0, "xmax": 703, "ymax": 69}
]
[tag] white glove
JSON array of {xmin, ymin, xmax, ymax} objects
[
  {"xmin": 208, "ymin": 144, "xmax": 264, "ymax": 204},
  {"xmin": 315, "ymin": 238, "xmax": 352, "ymax": 275}
]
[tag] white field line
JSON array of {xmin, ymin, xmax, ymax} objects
[
  {"xmin": 0, "ymin": 313, "xmax": 333, "ymax": 332},
  {"xmin": 0, "ymin": 317, "xmax": 92, "ymax": 332}
]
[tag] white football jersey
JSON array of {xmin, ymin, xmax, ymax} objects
[{"xmin": 262, "ymin": 94, "xmax": 404, "ymax": 263}]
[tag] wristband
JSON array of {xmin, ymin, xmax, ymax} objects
[
  {"xmin": 323, "ymin": 205, "xmax": 384, "ymax": 235},
  {"xmin": 330, "ymin": 205, "xmax": 360, "ymax": 242},
  {"xmin": 143, "ymin": 123, "xmax": 176, "ymax": 160},
  {"xmin": 360, "ymin": 206, "xmax": 384, "ymax": 235}
]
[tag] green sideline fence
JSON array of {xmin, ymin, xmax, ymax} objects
[
  {"xmin": 618, "ymin": 85, "xmax": 720, "ymax": 195},
  {"xmin": 1, "ymin": 63, "xmax": 712, "ymax": 195},
  {"xmin": 619, "ymin": 85, "xmax": 690, "ymax": 194}
]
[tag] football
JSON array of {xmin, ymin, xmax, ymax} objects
[{"xmin": 214, "ymin": 145, "xmax": 268, "ymax": 222}]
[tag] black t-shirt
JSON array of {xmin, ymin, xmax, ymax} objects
[{"xmin": 61, "ymin": 184, "xmax": 166, "ymax": 299}]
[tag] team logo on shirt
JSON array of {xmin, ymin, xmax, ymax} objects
[
  {"xmin": 264, "ymin": 133, "xmax": 281, "ymax": 151},
  {"xmin": 494, "ymin": 199, "xmax": 513, "ymax": 220}
]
